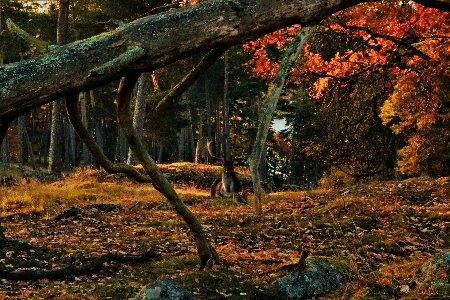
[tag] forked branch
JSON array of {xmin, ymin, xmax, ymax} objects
[
  {"xmin": 116, "ymin": 74, "xmax": 217, "ymax": 269},
  {"xmin": 65, "ymin": 95, "xmax": 156, "ymax": 186}
]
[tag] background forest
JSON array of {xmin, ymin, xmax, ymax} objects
[{"xmin": 1, "ymin": 0, "xmax": 450, "ymax": 188}]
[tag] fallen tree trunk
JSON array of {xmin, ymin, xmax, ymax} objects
[
  {"xmin": 0, "ymin": 0, "xmax": 448, "ymax": 130},
  {"xmin": 0, "ymin": 0, "xmax": 370, "ymax": 121}
]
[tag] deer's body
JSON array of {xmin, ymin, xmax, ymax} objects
[
  {"xmin": 207, "ymin": 141, "xmax": 243, "ymax": 199},
  {"xmin": 210, "ymin": 160, "xmax": 242, "ymax": 198}
]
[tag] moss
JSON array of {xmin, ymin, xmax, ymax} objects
[{"xmin": 87, "ymin": 45, "xmax": 145, "ymax": 79}]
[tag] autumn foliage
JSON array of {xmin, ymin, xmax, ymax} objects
[{"xmin": 244, "ymin": 0, "xmax": 450, "ymax": 177}]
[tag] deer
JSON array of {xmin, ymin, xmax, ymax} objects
[{"xmin": 207, "ymin": 142, "xmax": 246, "ymax": 203}]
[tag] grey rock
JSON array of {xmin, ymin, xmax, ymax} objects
[
  {"xmin": 275, "ymin": 258, "xmax": 347, "ymax": 299},
  {"xmin": 133, "ymin": 277, "xmax": 196, "ymax": 300},
  {"xmin": 416, "ymin": 252, "xmax": 450, "ymax": 283}
]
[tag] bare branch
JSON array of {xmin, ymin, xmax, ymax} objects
[
  {"xmin": 116, "ymin": 75, "xmax": 216, "ymax": 269},
  {"xmin": 156, "ymin": 47, "xmax": 227, "ymax": 110},
  {"xmin": 65, "ymin": 95, "xmax": 154, "ymax": 185}
]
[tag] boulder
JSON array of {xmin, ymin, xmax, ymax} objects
[
  {"xmin": 416, "ymin": 252, "xmax": 450, "ymax": 290},
  {"xmin": 133, "ymin": 277, "xmax": 196, "ymax": 300},
  {"xmin": 275, "ymin": 257, "xmax": 347, "ymax": 299}
]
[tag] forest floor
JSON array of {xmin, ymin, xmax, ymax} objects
[{"xmin": 1, "ymin": 166, "xmax": 450, "ymax": 299}]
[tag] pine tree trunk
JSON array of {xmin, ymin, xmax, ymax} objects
[
  {"xmin": 23, "ymin": 119, "xmax": 36, "ymax": 170},
  {"xmin": 48, "ymin": 100, "xmax": 65, "ymax": 173},
  {"xmin": 48, "ymin": 0, "xmax": 70, "ymax": 174},
  {"xmin": 195, "ymin": 109, "xmax": 208, "ymax": 164},
  {"xmin": 115, "ymin": 129, "xmax": 127, "ymax": 163},
  {"xmin": 64, "ymin": 121, "xmax": 75, "ymax": 169},
  {"xmin": 18, "ymin": 116, "xmax": 26, "ymax": 170},
  {"xmin": 178, "ymin": 125, "xmax": 186, "ymax": 161},
  {"xmin": 215, "ymin": 93, "xmax": 222, "ymax": 161},
  {"xmin": 0, "ymin": 33, "xmax": 8, "ymax": 168},
  {"xmin": 222, "ymin": 50, "xmax": 231, "ymax": 162},
  {"xmin": 205, "ymin": 76, "xmax": 212, "ymax": 164},
  {"xmin": 80, "ymin": 92, "xmax": 92, "ymax": 165},
  {"xmin": 90, "ymin": 90, "xmax": 103, "ymax": 167},
  {"xmin": 157, "ymin": 145, "xmax": 163, "ymax": 163},
  {"xmin": 188, "ymin": 110, "xmax": 195, "ymax": 162},
  {"xmin": 249, "ymin": 26, "xmax": 313, "ymax": 215},
  {"xmin": 127, "ymin": 72, "xmax": 150, "ymax": 165},
  {"xmin": 39, "ymin": 110, "xmax": 51, "ymax": 165}
]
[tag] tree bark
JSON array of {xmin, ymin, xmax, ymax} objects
[
  {"xmin": 48, "ymin": 99, "xmax": 64, "ymax": 173},
  {"xmin": 66, "ymin": 96, "xmax": 154, "ymax": 184},
  {"xmin": 248, "ymin": 26, "xmax": 313, "ymax": 215},
  {"xmin": 188, "ymin": 110, "xmax": 195, "ymax": 162},
  {"xmin": 127, "ymin": 72, "xmax": 151, "ymax": 165},
  {"xmin": 116, "ymin": 74, "xmax": 215, "ymax": 269},
  {"xmin": 222, "ymin": 50, "xmax": 231, "ymax": 162},
  {"xmin": 48, "ymin": 0, "xmax": 70, "ymax": 174},
  {"xmin": 79, "ymin": 92, "xmax": 92, "ymax": 165},
  {"xmin": 18, "ymin": 116, "xmax": 25, "ymax": 170},
  {"xmin": 0, "ymin": 0, "xmax": 375, "ymax": 124},
  {"xmin": 64, "ymin": 120, "xmax": 76, "ymax": 168},
  {"xmin": 1, "ymin": 126, "xmax": 9, "ymax": 167}
]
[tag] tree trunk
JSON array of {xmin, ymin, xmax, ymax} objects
[
  {"xmin": 128, "ymin": 72, "xmax": 151, "ymax": 165},
  {"xmin": 89, "ymin": 90, "xmax": 103, "ymax": 167},
  {"xmin": 195, "ymin": 109, "xmax": 208, "ymax": 164},
  {"xmin": 178, "ymin": 125, "xmax": 185, "ymax": 162},
  {"xmin": 205, "ymin": 76, "xmax": 212, "ymax": 164},
  {"xmin": 157, "ymin": 145, "xmax": 163, "ymax": 163},
  {"xmin": 48, "ymin": 0, "xmax": 70, "ymax": 174},
  {"xmin": 23, "ymin": 115, "xmax": 36, "ymax": 170},
  {"xmin": 0, "ymin": 0, "xmax": 371, "ymax": 124},
  {"xmin": 18, "ymin": 116, "xmax": 25, "ymax": 170},
  {"xmin": 65, "ymin": 119, "xmax": 76, "ymax": 169},
  {"xmin": 187, "ymin": 110, "xmax": 195, "ymax": 162},
  {"xmin": 48, "ymin": 99, "xmax": 64, "ymax": 173},
  {"xmin": 248, "ymin": 26, "xmax": 314, "ymax": 215},
  {"xmin": 2, "ymin": 134, "xmax": 10, "ymax": 168},
  {"xmin": 80, "ymin": 92, "xmax": 92, "ymax": 165},
  {"xmin": 222, "ymin": 50, "xmax": 231, "ymax": 162},
  {"xmin": 116, "ymin": 74, "xmax": 215, "ymax": 269},
  {"xmin": 115, "ymin": 129, "xmax": 127, "ymax": 163},
  {"xmin": 39, "ymin": 110, "xmax": 50, "ymax": 166},
  {"xmin": 215, "ymin": 97, "xmax": 222, "ymax": 161}
]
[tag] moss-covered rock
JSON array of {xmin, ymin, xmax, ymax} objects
[
  {"xmin": 133, "ymin": 277, "xmax": 196, "ymax": 300},
  {"xmin": 416, "ymin": 252, "xmax": 450, "ymax": 287},
  {"xmin": 275, "ymin": 257, "xmax": 347, "ymax": 299}
]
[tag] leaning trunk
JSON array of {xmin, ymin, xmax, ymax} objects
[
  {"xmin": 248, "ymin": 26, "xmax": 314, "ymax": 215},
  {"xmin": 116, "ymin": 74, "xmax": 214, "ymax": 269}
]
